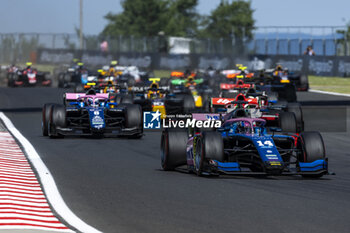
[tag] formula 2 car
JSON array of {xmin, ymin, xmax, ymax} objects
[
  {"xmin": 42, "ymin": 90, "xmax": 143, "ymax": 138},
  {"xmin": 8, "ymin": 63, "xmax": 51, "ymax": 87},
  {"xmin": 127, "ymin": 79, "xmax": 195, "ymax": 118},
  {"xmin": 161, "ymin": 115, "xmax": 328, "ymax": 178},
  {"xmin": 211, "ymin": 92, "xmax": 304, "ymax": 133}
]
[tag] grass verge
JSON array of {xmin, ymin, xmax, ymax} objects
[{"xmin": 309, "ymin": 75, "xmax": 350, "ymax": 94}]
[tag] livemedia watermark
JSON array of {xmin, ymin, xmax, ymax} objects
[{"xmin": 143, "ymin": 111, "xmax": 222, "ymax": 129}]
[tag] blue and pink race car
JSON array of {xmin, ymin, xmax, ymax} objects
[
  {"xmin": 161, "ymin": 114, "xmax": 327, "ymax": 178},
  {"xmin": 42, "ymin": 90, "xmax": 143, "ymax": 138}
]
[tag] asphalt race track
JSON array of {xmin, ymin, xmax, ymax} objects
[{"xmin": 0, "ymin": 87, "xmax": 349, "ymax": 233}]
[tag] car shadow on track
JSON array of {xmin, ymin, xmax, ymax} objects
[{"xmin": 155, "ymin": 168, "xmax": 333, "ymax": 181}]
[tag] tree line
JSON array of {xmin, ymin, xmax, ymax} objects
[{"xmin": 101, "ymin": 0, "xmax": 255, "ymax": 41}]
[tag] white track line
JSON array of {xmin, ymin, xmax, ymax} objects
[
  {"xmin": 309, "ymin": 89, "xmax": 350, "ymax": 97},
  {"xmin": 0, "ymin": 112, "xmax": 102, "ymax": 233}
]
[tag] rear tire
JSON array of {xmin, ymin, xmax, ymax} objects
[
  {"xmin": 58, "ymin": 73, "xmax": 64, "ymax": 88},
  {"xmin": 7, "ymin": 73, "xmax": 15, "ymax": 87},
  {"xmin": 161, "ymin": 129, "xmax": 188, "ymax": 170},
  {"xmin": 124, "ymin": 104, "xmax": 143, "ymax": 138},
  {"xmin": 49, "ymin": 105, "xmax": 66, "ymax": 138},
  {"xmin": 159, "ymin": 78, "xmax": 170, "ymax": 86},
  {"xmin": 182, "ymin": 94, "xmax": 195, "ymax": 113},
  {"xmin": 114, "ymin": 94, "xmax": 122, "ymax": 104},
  {"xmin": 279, "ymin": 112, "xmax": 297, "ymax": 133},
  {"xmin": 127, "ymin": 78, "xmax": 135, "ymax": 87},
  {"xmin": 300, "ymin": 75, "xmax": 309, "ymax": 91},
  {"xmin": 287, "ymin": 103, "xmax": 304, "ymax": 132},
  {"xmin": 74, "ymin": 84, "xmax": 84, "ymax": 93},
  {"xmin": 121, "ymin": 95, "xmax": 134, "ymax": 104},
  {"xmin": 284, "ymin": 84, "xmax": 297, "ymax": 102},
  {"xmin": 42, "ymin": 103, "xmax": 56, "ymax": 136},
  {"xmin": 201, "ymin": 93, "xmax": 210, "ymax": 112}
]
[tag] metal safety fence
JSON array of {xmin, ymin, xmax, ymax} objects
[{"xmin": 0, "ymin": 30, "xmax": 349, "ymax": 64}]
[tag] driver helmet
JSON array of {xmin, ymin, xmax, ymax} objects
[
  {"xmin": 86, "ymin": 97, "xmax": 93, "ymax": 106},
  {"xmin": 184, "ymin": 69, "xmax": 191, "ymax": 77},
  {"xmin": 148, "ymin": 90, "xmax": 157, "ymax": 99},
  {"xmin": 238, "ymin": 121, "xmax": 251, "ymax": 134},
  {"xmin": 77, "ymin": 62, "xmax": 84, "ymax": 69},
  {"xmin": 150, "ymin": 83, "xmax": 159, "ymax": 90},
  {"xmin": 92, "ymin": 98, "xmax": 100, "ymax": 107},
  {"xmin": 275, "ymin": 64, "xmax": 283, "ymax": 71},
  {"xmin": 110, "ymin": 60, "xmax": 118, "ymax": 67},
  {"xmin": 26, "ymin": 62, "xmax": 32, "ymax": 69}
]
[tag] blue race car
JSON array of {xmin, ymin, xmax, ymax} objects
[
  {"xmin": 161, "ymin": 115, "xmax": 327, "ymax": 178},
  {"xmin": 42, "ymin": 90, "xmax": 143, "ymax": 138}
]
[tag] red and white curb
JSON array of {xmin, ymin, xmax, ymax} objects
[
  {"xmin": 0, "ymin": 132, "xmax": 72, "ymax": 232},
  {"xmin": 0, "ymin": 113, "xmax": 101, "ymax": 233}
]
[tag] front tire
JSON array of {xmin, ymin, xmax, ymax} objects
[
  {"xmin": 298, "ymin": 132, "xmax": 326, "ymax": 178},
  {"xmin": 195, "ymin": 131, "xmax": 224, "ymax": 176}
]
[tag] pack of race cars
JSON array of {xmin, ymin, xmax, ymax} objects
[{"xmin": 29, "ymin": 59, "xmax": 327, "ymax": 178}]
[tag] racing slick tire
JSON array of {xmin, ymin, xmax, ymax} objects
[
  {"xmin": 120, "ymin": 95, "xmax": 134, "ymax": 104},
  {"xmin": 161, "ymin": 129, "xmax": 188, "ymax": 171},
  {"xmin": 279, "ymin": 112, "xmax": 297, "ymax": 133},
  {"xmin": 275, "ymin": 100, "xmax": 288, "ymax": 107},
  {"xmin": 58, "ymin": 73, "xmax": 65, "ymax": 88},
  {"xmin": 127, "ymin": 77, "xmax": 135, "ymax": 87},
  {"xmin": 74, "ymin": 84, "xmax": 84, "ymax": 93},
  {"xmin": 7, "ymin": 73, "xmax": 15, "ymax": 87},
  {"xmin": 159, "ymin": 78, "xmax": 170, "ymax": 86},
  {"xmin": 298, "ymin": 132, "xmax": 326, "ymax": 178},
  {"xmin": 114, "ymin": 94, "xmax": 123, "ymax": 104},
  {"xmin": 299, "ymin": 75, "xmax": 309, "ymax": 91},
  {"xmin": 284, "ymin": 84, "xmax": 297, "ymax": 102},
  {"xmin": 49, "ymin": 105, "xmax": 66, "ymax": 138},
  {"xmin": 287, "ymin": 103, "xmax": 304, "ymax": 132},
  {"xmin": 195, "ymin": 131, "xmax": 224, "ymax": 176},
  {"xmin": 42, "ymin": 103, "xmax": 56, "ymax": 136},
  {"xmin": 124, "ymin": 104, "xmax": 143, "ymax": 138},
  {"xmin": 201, "ymin": 92, "xmax": 210, "ymax": 112},
  {"xmin": 182, "ymin": 94, "xmax": 195, "ymax": 113}
]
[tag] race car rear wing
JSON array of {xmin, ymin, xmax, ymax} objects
[
  {"xmin": 129, "ymin": 86, "xmax": 169, "ymax": 93},
  {"xmin": 192, "ymin": 113, "xmax": 221, "ymax": 121},
  {"xmin": 65, "ymin": 93, "xmax": 109, "ymax": 101}
]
